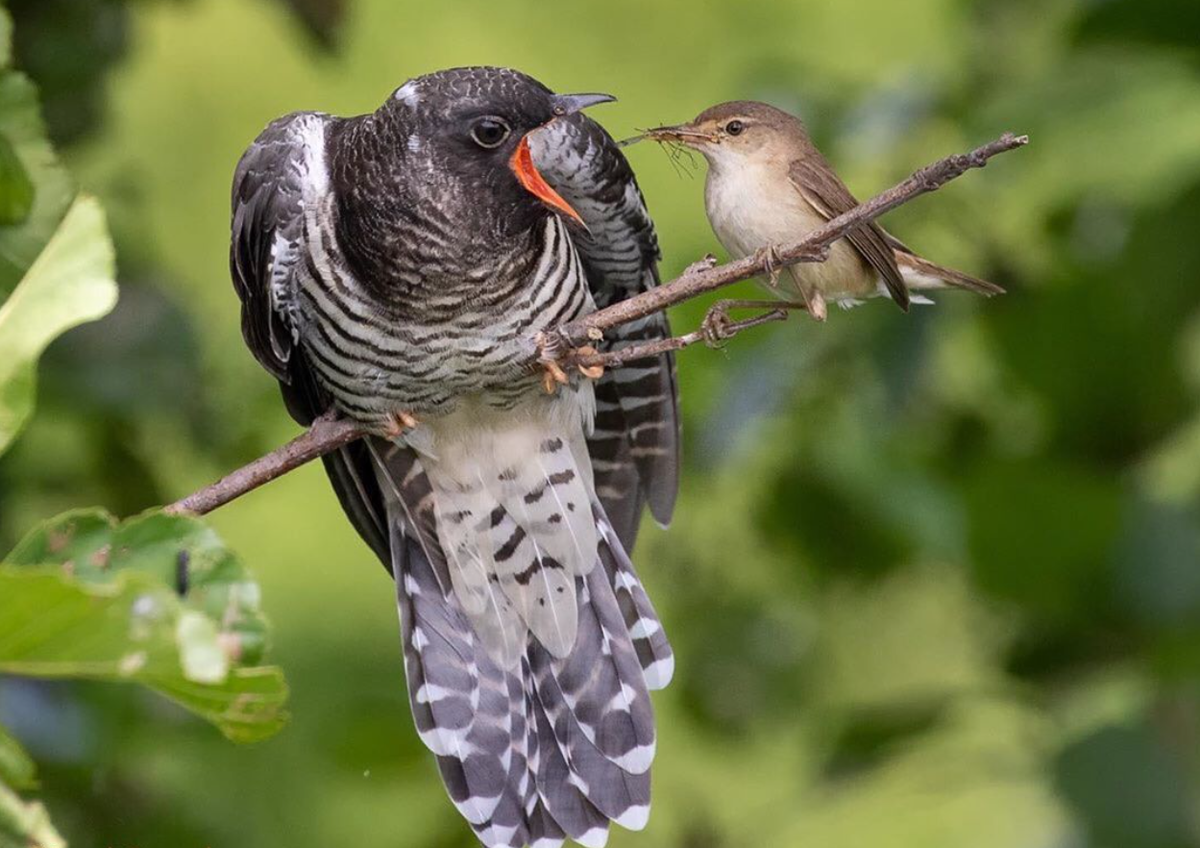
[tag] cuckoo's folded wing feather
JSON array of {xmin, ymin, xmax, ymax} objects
[
  {"xmin": 230, "ymin": 111, "xmax": 330, "ymax": 381},
  {"xmin": 229, "ymin": 111, "xmax": 395, "ymax": 565},
  {"xmin": 531, "ymin": 114, "xmax": 681, "ymax": 550},
  {"xmin": 787, "ymin": 156, "xmax": 910, "ymax": 311}
]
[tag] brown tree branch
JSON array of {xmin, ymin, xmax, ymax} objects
[
  {"xmin": 165, "ymin": 410, "xmax": 364, "ymax": 516},
  {"xmin": 166, "ymin": 131, "xmax": 1027, "ymax": 517}
]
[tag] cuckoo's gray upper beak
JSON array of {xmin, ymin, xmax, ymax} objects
[{"xmin": 550, "ymin": 92, "xmax": 617, "ymax": 117}]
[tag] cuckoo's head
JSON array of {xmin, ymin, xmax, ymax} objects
[{"xmin": 383, "ymin": 67, "xmax": 614, "ymax": 228}]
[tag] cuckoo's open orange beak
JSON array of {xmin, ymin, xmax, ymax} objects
[{"xmin": 510, "ymin": 134, "xmax": 584, "ymax": 226}]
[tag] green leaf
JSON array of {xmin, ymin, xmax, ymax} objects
[
  {"xmin": 0, "ymin": 726, "xmax": 35, "ymax": 792},
  {"xmin": 7, "ymin": 509, "xmax": 270, "ymax": 666},
  {"xmin": 0, "ymin": 134, "xmax": 33, "ymax": 225},
  {"xmin": 0, "ymin": 509, "xmax": 288, "ymax": 743},
  {"xmin": 0, "ymin": 195, "xmax": 117, "ymax": 455},
  {"xmin": 0, "ymin": 70, "xmax": 75, "ymax": 296},
  {"xmin": 0, "ymin": 781, "xmax": 65, "ymax": 848}
]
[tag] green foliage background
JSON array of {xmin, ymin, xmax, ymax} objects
[{"xmin": 3, "ymin": 0, "xmax": 1200, "ymax": 846}]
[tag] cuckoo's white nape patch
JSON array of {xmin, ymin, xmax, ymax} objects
[{"xmin": 394, "ymin": 79, "xmax": 421, "ymax": 108}]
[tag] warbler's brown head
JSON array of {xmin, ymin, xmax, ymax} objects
[{"xmin": 641, "ymin": 100, "xmax": 813, "ymax": 167}]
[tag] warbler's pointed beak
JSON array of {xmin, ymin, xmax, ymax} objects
[
  {"xmin": 638, "ymin": 123, "xmax": 715, "ymax": 147},
  {"xmin": 550, "ymin": 92, "xmax": 617, "ymax": 117},
  {"xmin": 511, "ymin": 135, "xmax": 584, "ymax": 226}
]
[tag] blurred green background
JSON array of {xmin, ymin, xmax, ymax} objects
[{"xmin": 3, "ymin": 0, "xmax": 1200, "ymax": 845}]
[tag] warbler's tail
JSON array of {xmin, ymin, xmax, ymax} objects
[{"xmin": 896, "ymin": 250, "xmax": 1005, "ymax": 297}]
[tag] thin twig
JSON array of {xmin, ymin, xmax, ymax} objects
[
  {"xmin": 574, "ymin": 301, "xmax": 797, "ymax": 367},
  {"xmin": 166, "ymin": 131, "xmax": 1027, "ymax": 517},
  {"xmin": 165, "ymin": 410, "xmax": 364, "ymax": 516}
]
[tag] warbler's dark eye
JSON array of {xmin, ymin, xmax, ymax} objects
[
  {"xmin": 471, "ymin": 117, "xmax": 511, "ymax": 149},
  {"xmin": 725, "ymin": 120, "xmax": 745, "ymax": 136}
]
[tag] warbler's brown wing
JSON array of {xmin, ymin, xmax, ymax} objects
[
  {"xmin": 788, "ymin": 156, "xmax": 909, "ymax": 310},
  {"xmin": 231, "ymin": 111, "xmax": 398, "ymax": 565}
]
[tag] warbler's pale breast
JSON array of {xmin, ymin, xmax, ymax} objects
[{"xmin": 703, "ymin": 156, "xmax": 876, "ymax": 301}]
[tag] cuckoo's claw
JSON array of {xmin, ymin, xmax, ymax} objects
[
  {"xmin": 535, "ymin": 331, "xmax": 605, "ymax": 392},
  {"xmin": 385, "ymin": 410, "xmax": 420, "ymax": 440},
  {"xmin": 540, "ymin": 359, "xmax": 570, "ymax": 394},
  {"xmin": 574, "ymin": 345, "xmax": 605, "ymax": 381},
  {"xmin": 534, "ymin": 331, "xmax": 571, "ymax": 394}
]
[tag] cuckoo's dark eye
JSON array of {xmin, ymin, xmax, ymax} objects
[
  {"xmin": 471, "ymin": 117, "xmax": 511, "ymax": 149},
  {"xmin": 725, "ymin": 120, "xmax": 745, "ymax": 136}
]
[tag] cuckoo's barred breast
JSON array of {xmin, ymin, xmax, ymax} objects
[
  {"xmin": 298, "ymin": 206, "xmax": 591, "ymax": 421},
  {"xmin": 229, "ymin": 66, "xmax": 679, "ymax": 848}
]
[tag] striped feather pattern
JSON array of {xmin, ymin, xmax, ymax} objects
[
  {"xmin": 230, "ymin": 111, "xmax": 331, "ymax": 382},
  {"xmin": 390, "ymin": 470, "xmax": 671, "ymax": 848},
  {"xmin": 596, "ymin": 515, "xmax": 674, "ymax": 691},
  {"xmin": 417, "ymin": 404, "xmax": 599, "ymax": 668},
  {"xmin": 298, "ymin": 200, "xmax": 589, "ymax": 421}
]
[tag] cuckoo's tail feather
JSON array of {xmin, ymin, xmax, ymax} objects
[
  {"xmin": 420, "ymin": 416, "xmax": 600, "ymax": 671},
  {"xmin": 392, "ymin": 522, "xmax": 513, "ymax": 835},
  {"xmin": 596, "ymin": 513, "xmax": 674, "ymax": 690},
  {"xmin": 386, "ymin": 433, "xmax": 671, "ymax": 848}
]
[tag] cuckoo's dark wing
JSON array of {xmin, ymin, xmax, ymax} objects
[
  {"xmin": 230, "ymin": 112, "xmax": 319, "ymax": 382},
  {"xmin": 532, "ymin": 114, "xmax": 682, "ymax": 550},
  {"xmin": 230, "ymin": 111, "xmax": 393, "ymax": 565},
  {"xmin": 788, "ymin": 155, "xmax": 909, "ymax": 310}
]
